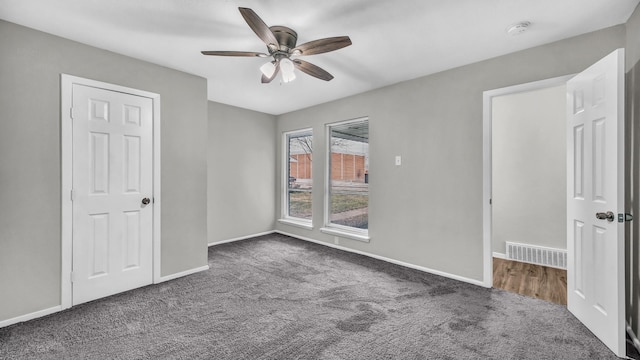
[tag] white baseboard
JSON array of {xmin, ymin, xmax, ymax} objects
[
  {"xmin": 627, "ymin": 321, "xmax": 640, "ymax": 356},
  {"xmin": 0, "ymin": 305, "xmax": 62, "ymax": 329},
  {"xmin": 2, "ymin": 265, "xmax": 211, "ymax": 328},
  {"xmin": 493, "ymin": 252, "xmax": 506, "ymax": 259},
  {"xmin": 275, "ymin": 230, "xmax": 487, "ymax": 288},
  {"xmin": 208, "ymin": 230, "xmax": 276, "ymax": 247},
  {"xmin": 157, "ymin": 265, "xmax": 210, "ymax": 283}
]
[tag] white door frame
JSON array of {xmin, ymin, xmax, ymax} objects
[
  {"xmin": 60, "ymin": 74, "xmax": 162, "ymax": 309},
  {"xmin": 482, "ymin": 74, "xmax": 574, "ymax": 287}
]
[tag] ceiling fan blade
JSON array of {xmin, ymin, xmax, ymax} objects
[
  {"xmin": 238, "ymin": 7, "xmax": 279, "ymax": 50},
  {"xmin": 201, "ymin": 51, "xmax": 268, "ymax": 57},
  {"xmin": 262, "ymin": 62, "xmax": 281, "ymax": 83},
  {"xmin": 293, "ymin": 36, "xmax": 352, "ymax": 56},
  {"xmin": 293, "ymin": 59, "xmax": 334, "ymax": 81}
]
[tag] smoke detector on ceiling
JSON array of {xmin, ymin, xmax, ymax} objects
[{"xmin": 506, "ymin": 21, "xmax": 531, "ymax": 36}]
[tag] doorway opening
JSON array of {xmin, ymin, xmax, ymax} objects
[{"xmin": 482, "ymin": 75, "xmax": 573, "ymax": 305}]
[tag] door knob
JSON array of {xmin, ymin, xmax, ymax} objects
[
  {"xmin": 595, "ymin": 211, "xmax": 614, "ymax": 222},
  {"xmin": 142, "ymin": 197, "xmax": 151, "ymax": 205}
]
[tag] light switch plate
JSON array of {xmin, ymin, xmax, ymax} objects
[{"xmin": 395, "ymin": 156, "xmax": 402, "ymax": 166}]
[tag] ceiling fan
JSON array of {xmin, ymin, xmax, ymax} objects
[{"xmin": 201, "ymin": 7, "xmax": 352, "ymax": 84}]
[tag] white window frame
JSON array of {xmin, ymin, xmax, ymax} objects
[
  {"xmin": 278, "ymin": 128, "xmax": 314, "ymax": 230},
  {"xmin": 321, "ymin": 117, "xmax": 370, "ymax": 242}
]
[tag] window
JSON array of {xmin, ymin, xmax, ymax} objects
[
  {"xmin": 283, "ymin": 129, "xmax": 313, "ymax": 224},
  {"xmin": 324, "ymin": 118, "xmax": 369, "ymax": 239}
]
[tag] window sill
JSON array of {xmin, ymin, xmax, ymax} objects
[
  {"xmin": 278, "ymin": 218, "xmax": 313, "ymax": 230},
  {"xmin": 320, "ymin": 227, "xmax": 370, "ymax": 243}
]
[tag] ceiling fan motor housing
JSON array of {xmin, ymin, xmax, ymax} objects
[{"xmin": 270, "ymin": 26, "xmax": 298, "ymax": 52}]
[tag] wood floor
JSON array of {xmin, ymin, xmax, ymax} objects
[{"xmin": 493, "ymin": 257, "xmax": 567, "ymax": 305}]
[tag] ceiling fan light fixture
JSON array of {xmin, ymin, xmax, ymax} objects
[
  {"xmin": 260, "ymin": 61, "xmax": 276, "ymax": 77},
  {"xmin": 280, "ymin": 58, "xmax": 296, "ymax": 83},
  {"xmin": 282, "ymin": 71, "xmax": 296, "ymax": 83}
]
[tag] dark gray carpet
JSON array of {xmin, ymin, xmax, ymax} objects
[{"xmin": 0, "ymin": 234, "xmax": 623, "ymax": 359}]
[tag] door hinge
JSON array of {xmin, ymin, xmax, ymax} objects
[
  {"xmin": 70, "ymin": 107, "xmax": 82, "ymax": 119},
  {"xmin": 70, "ymin": 271, "xmax": 76, "ymax": 283},
  {"xmin": 618, "ymin": 213, "xmax": 633, "ymax": 223},
  {"xmin": 489, "ymin": 198, "xmax": 492, "ymax": 205},
  {"xmin": 70, "ymin": 189, "xmax": 76, "ymax": 201}
]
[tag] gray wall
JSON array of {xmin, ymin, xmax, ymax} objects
[
  {"xmin": 0, "ymin": 20, "xmax": 208, "ymax": 321},
  {"xmin": 492, "ymin": 85, "xmax": 567, "ymax": 254},
  {"xmin": 208, "ymin": 102, "xmax": 276, "ymax": 244},
  {"xmin": 626, "ymin": 2, "xmax": 640, "ymax": 344},
  {"xmin": 275, "ymin": 25, "xmax": 625, "ymax": 282}
]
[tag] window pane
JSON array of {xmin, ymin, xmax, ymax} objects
[
  {"xmin": 329, "ymin": 120, "xmax": 368, "ymax": 229},
  {"xmin": 287, "ymin": 130, "xmax": 313, "ymax": 220}
]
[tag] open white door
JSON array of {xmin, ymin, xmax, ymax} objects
[{"xmin": 566, "ymin": 48, "xmax": 625, "ymax": 357}]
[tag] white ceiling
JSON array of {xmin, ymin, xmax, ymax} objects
[{"xmin": 1, "ymin": 0, "xmax": 638, "ymax": 115}]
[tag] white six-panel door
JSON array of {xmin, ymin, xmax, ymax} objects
[
  {"xmin": 72, "ymin": 84, "xmax": 153, "ymax": 305},
  {"xmin": 566, "ymin": 48, "xmax": 625, "ymax": 357}
]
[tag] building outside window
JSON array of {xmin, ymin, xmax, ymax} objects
[
  {"xmin": 326, "ymin": 118, "xmax": 369, "ymax": 232},
  {"xmin": 285, "ymin": 129, "xmax": 313, "ymax": 221}
]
